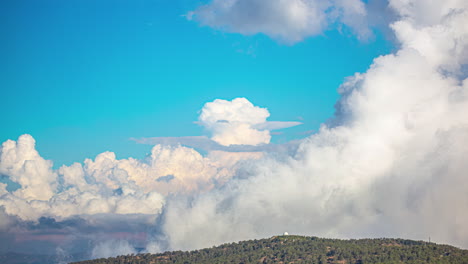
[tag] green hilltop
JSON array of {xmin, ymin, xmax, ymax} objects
[{"xmin": 72, "ymin": 235, "xmax": 468, "ymax": 264}]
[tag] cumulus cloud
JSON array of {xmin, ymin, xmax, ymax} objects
[
  {"xmin": 0, "ymin": 136, "xmax": 236, "ymax": 221},
  {"xmin": 0, "ymin": 141, "xmax": 162, "ymax": 221},
  {"xmin": 134, "ymin": 98, "xmax": 301, "ymax": 151},
  {"xmin": 0, "ymin": 134, "xmax": 57, "ymax": 201},
  {"xmin": 199, "ymin": 98, "xmax": 271, "ymax": 146},
  {"xmin": 0, "ymin": 97, "xmax": 302, "ymax": 259},
  {"xmin": 187, "ymin": 0, "xmax": 371, "ymax": 44},
  {"xmin": 198, "ymin": 97, "xmax": 301, "ymax": 146},
  {"xmin": 0, "ymin": 97, "xmax": 300, "ymax": 259},
  {"xmin": 157, "ymin": 0, "xmax": 468, "ymax": 251}
]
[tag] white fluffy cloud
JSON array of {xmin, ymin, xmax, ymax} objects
[
  {"xmin": 0, "ymin": 135, "xmax": 57, "ymax": 201},
  {"xmin": 0, "ymin": 133, "xmax": 261, "ymax": 221},
  {"xmin": 199, "ymin": 98, "xmax": 271, "ymax": 146},
  {"xmin": 0, "ymin": 138, "xmax": 165, "ymax": 221},
  {"xmin": 0, "ymin": 138, "xmax": 214, "ymax": 221},
  {"xmin": 0, "ymin": 97, "xmax": 298, "ymax": 226},
  {"xmin": 0, "ymin": 97, "xmax": 299, "ymax": 258},
  {"xmin": 187, "ymin": 0, "xmax": 371, "ymax": 44},
  {"xmin": 135, "ymin": 98, "xmax": 301, "ymax": 150},
  {"xmin": 158, "ymin": 0, "xmax": 468, "ymax": 251},
  {"xmin": 199, "ymin": 97, "xmax": 300, "ymax": 146}
]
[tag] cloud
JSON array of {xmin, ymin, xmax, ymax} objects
[
  {"xmin": 199, "ymin": 98, "xmax": 271, "ymax": 146},
  {"xmin": 187, "ymin": 0, "xmax": 371, "ymax": 44},
  {"xmin": 0, "ymin": 97, "xmax": 301, "ymax": 257},
  {"xmin": 0, "ymin": 212, "xmax": 159, "ymax": 257},
  {"xmin": 1, "ymin": 136, "xmax": 234, "ymax": 221},
  {"xmin": 253, "ymin": 121, "xmax": 303, "ymax": 131},
  {"xmin": 91, "ymin": 240, "xmax": 136, "ymax": 259},
  {"xmin": 132, "ymin": 136, "xmax": 301, "ymax": 154},
  {"xmin": 157, "ymin": 0, "xmax": 468, "ymax": 251},
  {"xmin": 0, "ymin": 134, "xmax": 57, "ymax": 201},
  {"xmin": 0, "ymin": 136, "xmax": 210, "ymax": 221},
  {"xmin": 0, "ymin": 206, "xmax": 14, "ymax": 232},
  {"xmin": 1, "ymin": 133, "xmax": 266, "ymax": 224},
  {"xmin": 0, "ymin": 98, "xmax": 301, "ymax": 259},
  {"xmin": 133, "ymin": 98, "xmax": 301, "ymax": 152},
  {"xmin": 198, "ymin": 97, "xmax": 301, "ymax": 146}
]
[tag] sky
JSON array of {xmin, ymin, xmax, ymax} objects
[
  {"xmin": 1, "ymin": 0, "xmax": 392, "ymax": 166},
  {"xmin": 1, "ymin": 0, "xmax": 468, "ymax": 263}
]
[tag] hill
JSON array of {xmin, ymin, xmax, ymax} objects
[{"xmin": 71, "ymin": 235, "xmax": 468, "ymax": 264}]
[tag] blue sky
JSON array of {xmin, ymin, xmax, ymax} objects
[{"xmin": 1, "ymin": 0, "xmax": 392, "ymax": 166}]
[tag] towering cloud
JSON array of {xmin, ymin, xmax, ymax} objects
[
  {"xmin": 158, "ymin": 0, "xmax": 468, "ymax": 251},
  {"xmin": 135, "ymin": 97, "xmax": 301, "ymax": 151},
  {"xmin": 199, "ymin": 98, "xmax": 272, "ymax": 146},
  {"xmin": 0, "ymin": 135, "xmax": 226, "ymax": 258},
  {"xmin": 0, "ymin": 135, "xmax": 57, "ymax": 201},
  {"xmin": 0, "ymin": 139, "xmax": 228, "ymax": 221},
  {"xmin": 0, "ymin": 97, "xmax": 297, "ymax": 226}
]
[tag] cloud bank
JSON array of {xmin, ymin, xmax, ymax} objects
[
  {"xmin": 0, "ymin": 98, "xmax": 282, "ymax": 259},
  {"xmin": 187, "ymin": 0, "xmax": 371, "ymax": 44},
  {"xmin": 1, "ymin": 0, "xmax": 468, "ymax": 262}
]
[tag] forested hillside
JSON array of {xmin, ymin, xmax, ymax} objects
[{"xmin": 72, "ymin": 235, "xmax": 468, "ymax": 264}]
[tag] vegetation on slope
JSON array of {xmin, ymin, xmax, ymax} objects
[{"xmin": 72, "ymin": 235, "xmax": 468, "ymax": 264}]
